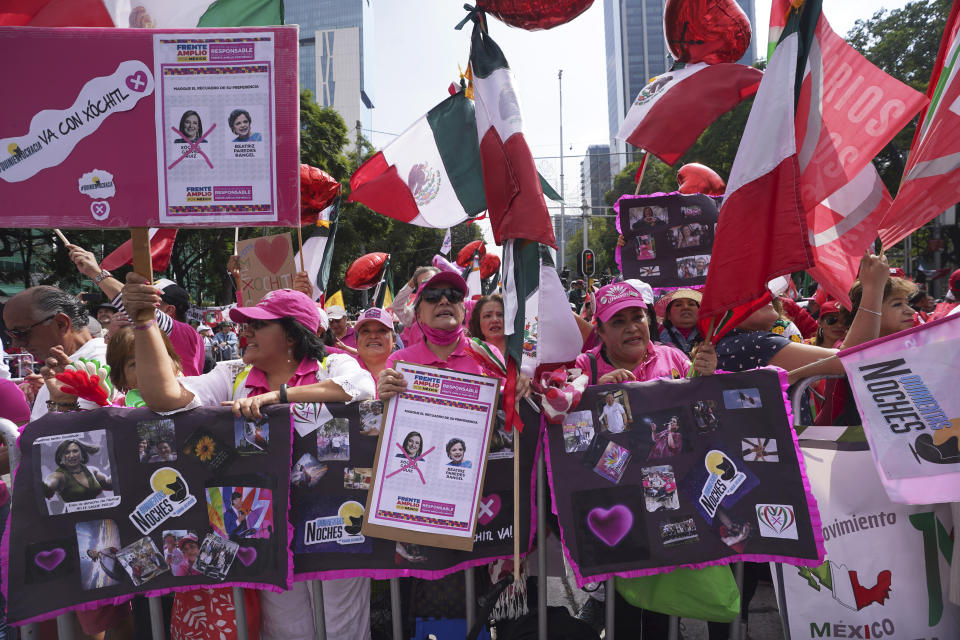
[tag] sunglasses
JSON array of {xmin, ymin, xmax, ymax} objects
[
  {"xmin": 4, "ymin": 314, "xmax": 56, "ymax": 341},
  {"xmin": 246, "ymin": 319, "xmax": 274, "ymax": 330},
  {"xmin": 822, "ymin": 315, "xmax": 842, "ymax": 326},
  {"xmin": 421, "ymin": 287, "xmax": 465, "ymax": 304}
]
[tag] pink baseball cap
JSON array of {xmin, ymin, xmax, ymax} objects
[
  {"xmin": 594, "ymin": 282, "xmax": 647, "ymax": 323},
  {"xmin": 355, "ymin": 307, "xmax": 395, "ymax": 331},
  {"xmin": 229, "ymin": 289, "xmax": 321, "ymax": 333},
  {"xmin": 415, "ymin": 271, "xmax": 468, "ymax": 302}
]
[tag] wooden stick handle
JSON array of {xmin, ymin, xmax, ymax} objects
[
  {"xmin": 633, "ymin": 152, "xmax": 649, "ymax": 195},
  {"xmin": 296, "ymin": 223, "xmax": 305, "ymax": 272},
  {"xmin": 53, "ymin": 229, "xmax": 70, "ymax": 245},
  {"xmin": 513, "ymin": 427, "xmax": 520, "ymax": 572},
  {"xmin": 130, "ymin": 227, "xmax": 155, "ymax": 323}
]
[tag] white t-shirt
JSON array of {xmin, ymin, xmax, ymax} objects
[
  {"xmin": 31, "ymin": 337, "xmax": 107, "ymax": 421},
  {"xmin": 602, "ymin": 402, "xmax": 627, "ymax": 434}
]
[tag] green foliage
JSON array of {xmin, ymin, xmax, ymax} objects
[{"xmin": 299, "ymin": 90, "xmax": 351, "ymax": 181}]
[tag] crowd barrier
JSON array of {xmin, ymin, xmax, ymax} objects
[{"xmin": 1, "ymin": 370, "xmax": 848, "ymax": 640}]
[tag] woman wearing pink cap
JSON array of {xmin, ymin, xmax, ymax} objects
[
  {"xmin": 576, "ymin": 281, "xmax": 717, "ymax": 384},
  {"xmin": 353, "ymin": 307, "xmax": 398, "ymax": 382},
  {"xmin": 121, "ymin": 276, "xmax": 374, "ymax": 640}
]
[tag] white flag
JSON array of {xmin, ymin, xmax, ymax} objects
[{"xmin": 441, "ymin": 228, "xmax": 452, "ymax": 256}]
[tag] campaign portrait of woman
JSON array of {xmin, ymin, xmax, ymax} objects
[{"xmin": 229, "ymin": 109, "xmax": 262, "ymax": 142}]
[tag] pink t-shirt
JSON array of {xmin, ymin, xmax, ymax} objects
[
  {"xmin": 0, "ymin": 378, "xmax": 30, "ymax": 507},
  {"xmin": 169, "ymin": 319, "xmax": 205, "ymax": 377},
  {"xmin": 387, "ymin": 336, "xmax": 486, "ymax": 377},
  {"xmin": 575, "ymin": 341, "xmax": 691, "ymax": 384}
]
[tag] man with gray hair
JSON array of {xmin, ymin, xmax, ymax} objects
[{"xmin": 2, "ymin": 285, "xmax": 107, "ymax": 420}]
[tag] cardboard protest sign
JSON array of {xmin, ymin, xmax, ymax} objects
[
  {"xmin": 614, "ymin": 192, "xmax": 719, "ymax": 290},
  {"xmin": 290, "ymin": 401, "xmax": 537, "ymax": 580},
  {"xmin": 838, "ymin": 314, "xmax": 960, "ymax": 504},
  {"xmin": 546, "ymin": 368, "xmax": 823, "ymax": 586},
  {"xmin": 0, "ymin": 26, "xmax": 299, "ymax": 228},
  {"xmin": 7, "ymin": 406, "xmax": 292, "ymax": 626},
  {"xmin": 774, "ymin": 431, "xmax": 960, "ymax": 639},
  {"xmin": 235, "ymin": 233, "xmax": 298, "ymax": 305}
]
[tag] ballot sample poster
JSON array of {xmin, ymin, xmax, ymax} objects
[
  {"xmin": 363, "ymin": 362, "xmax": 500, "ymax": 550},
  {"xmin": 153, "ymin": 32, "xmax": 278, "ymax": 224}
]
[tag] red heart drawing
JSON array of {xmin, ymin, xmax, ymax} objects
[
  {"xmin": 236, "ymin": 546, "xmax": 257, "ymax": 567},
  {"xmin": 478, "ymin": 494, "xmax": 502, "ymax": 525},
  {"xmin": 253, "ymin": 236, "xmax": 290, "ymax": 274},
  {"xmin": 34, "ymin": 548, "xmax": 66, "ymax": 571},
  {"xmin": 587, "ymin": 505, "xmax": 633, "ymax": 547}
]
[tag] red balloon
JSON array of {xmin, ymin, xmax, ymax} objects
[
  {"xmin": 477, "ymin": 0, "xmax": 594, "ymax": 30},
  {"xmin": 456, "ymin": 240, "xmax": 487, "ymax": 267},
  {"xmin": 345, "ymin": 252, "xmax": 389, "ymax": 290},
  {"xmin": 664, "ymin": 0, "xmax": 752, "ymax": 65},
  {"xmin": 480, "ymin": 253, "xmax": 501, "ymax": 279},
  {"xmin": 300, "ymin": 164, "xmax": 340, "ymax": 222},
  {"xmin": 677, "ymin": 163, "xmax": 726, "ymax": 196}
]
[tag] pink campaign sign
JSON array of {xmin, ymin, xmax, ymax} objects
[{"xmin": 0, "ymin": 26, "xmax": 300, "ymax": 228}]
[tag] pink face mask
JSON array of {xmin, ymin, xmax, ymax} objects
[{"xmin": 418, "ymin": 321, "xmax": 463, "ymax": 346}]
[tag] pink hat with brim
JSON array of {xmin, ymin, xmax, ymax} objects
[
  {"xmin": 355, "ymin": 307, "xmax": 395, "ymax": 331},
  {"xmin": 416, "ymin": 271, "xmax": 468, "ymax": 302},
  {"xmin": 229, "ymin": 289, "xmax": 321, "ymax": 333},
  {"xmin": 595, "ymin": 282, "xmax": 647, "ymax": 324}
]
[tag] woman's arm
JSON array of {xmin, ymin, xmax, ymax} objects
[
  {"xmin": 226, "ymin": 380, "xmax": 352, "ymax": 420},
  {"xmin": 93, "ymin": 468, "xmax": 112, "ymax": 491},
  {"xmin": 43, "ymin": 471, "xmax": 64, "ymax": 499}
]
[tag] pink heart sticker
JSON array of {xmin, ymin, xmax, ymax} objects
[
  {"xmin": 34, "ymin": 548, "xmax": 66, "ymax": 571},
  {"xmin": 477, "ymin": 494, "xmax": 501, "ymax": 525},
  {"xmin": 125, "ymin": 71, "xmax": 149, "ymax": 93},
  {"xmin": 253, "ymin": 235, "xmax": 290, "ymax": 274},
  {"xmin": 90, "ymin": 201, "xmax": 110, "ymax": 220},
  {"xmin": 587, "ymin": 505, "xmax": 633, "ymax": 547},
  {"xmin": 236, "ymin": 546, "xmax": 257, "ymax": 567}
]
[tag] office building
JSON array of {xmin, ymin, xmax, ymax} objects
[
  {"xmin": 604, "ymin": 0, "xmax": 756, "ymax": 173},
  {"xmin": 580, "ymin": 144, "xmax": 613, "ymax": 213},
  {"xmin": 285, "ymin": 0, "xmax": 375, "ymax": 134}
]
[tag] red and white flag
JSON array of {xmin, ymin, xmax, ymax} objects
[
  {"xmin": 878, "ymin": 1, "xmax": 960, "ymax": 247},
  {"xmin": 617, "ymin": 62, "xmax": 762, "ymax": 166},
  {"xmin": 469, "ymin": 23, "xmax": 556, "ymax": 248},
  {"xmin": 100, "ymin": 228, "xmax": 177, "ymax": 272}
]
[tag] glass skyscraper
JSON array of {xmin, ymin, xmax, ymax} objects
[{"xmin": 285, "ymin": 0, "xmax": 375, "ymax": 134}]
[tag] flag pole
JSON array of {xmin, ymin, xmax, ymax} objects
[
  {"xmin": 130, "ymin": 227, "xmax": 155, "ymax": 322},
  {"xmin": 53, "ymin": 229, "xmax": 70, "ymax": 245},
  {"xmin": 513, "ymin": 420, "xmax": 520, "ymax": 574},
  {"xmin": 296, "ymin": 222, "xmax": 306, "ymax": 272},
  {"xmin": 633, "ymin": 151, "xmax": 650, "ymax": 195},
  {"xmin": 234, "ymin": 227, "xmax": 239, "ymax": 255}
]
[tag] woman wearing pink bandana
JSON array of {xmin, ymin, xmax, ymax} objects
[{"xmin": 576, "ymin": 281, "xmax": 717, "ymax": 384}]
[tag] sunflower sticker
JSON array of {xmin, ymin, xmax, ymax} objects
[{"xmin": 182, "ymin": 428, "xmax": 236, "ymax": 473}]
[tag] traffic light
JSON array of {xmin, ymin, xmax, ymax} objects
[{"xmin": 579, "ymin": 249, "xmax": 595, "ymax": 278}]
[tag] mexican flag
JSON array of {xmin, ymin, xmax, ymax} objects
[
  {"xmin": 1, "ymin": 0, "xmax": 282, "ymax": 27},
  {"xmin": 294, "ymin": 201, "xmax": 339, "ymax": 301},
  {"xmin": 616, "ymin": 62, "xmax": 763, "ymax": 166},
  {"xmin": 100, "ymin": 228, "xmax": 177, "ymax": 272}
]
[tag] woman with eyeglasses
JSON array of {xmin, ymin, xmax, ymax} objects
[
  {"xmin": 120, "ymin": 277, "xmax": 375, "ymax": 640},
  {"xmin": 808, "ymin": 300, "xmax": 848, "ymax": 347}
]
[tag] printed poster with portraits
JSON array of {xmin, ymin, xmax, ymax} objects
[
  {"xmin": 289, "ymin": 400, "xmax": 537, "ymax": 580},
  {"xmin": 614, "ymin": 192, "xmax": 720, "ymax": 289},
  {"xmin": 7, "ymin": 406, "xmax": 291, "ymax": 626},
  {"xmin": 547, "ymin": 368, "xmax": 823, "ymax": 586}
]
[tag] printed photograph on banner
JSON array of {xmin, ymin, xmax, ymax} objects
[
  {"xmin": 359, "ymin": 400, "xmax": 384, "ymax": 436},
  {"xmin": 34, "ymin": 430, "xmax": 121, "ymax": 516},
  {"xmin": 691, "ymin": 399, "xmax": 721, "ymax": 434},
  {"xmin": 713, "ymin": 508, "xmax": 753, "ymax": 552},
  {"xmin": 292, "ymin": 453, "xmax": 327, "ymax": 489},
  {"xmin": 591, "ymin": 439, "xmax": 632, "ymax": 484},
  {"xmin": 723, "ymin": 388, "xmax": 763, "ymax": 409},
  {"xmin": 161, "ymin": 529, "xmax": 201, "ymax": 576},
  {"xmin": 742, "ymin": 437, "xmax": 779, "ymax": 462},
  {"xmin": 76, "ymin": 520, "xmax": 122, "ymax": 590},
  {"xmin": 115, "ymin": 536, "xmax": 168, "ymax": 586},
  {"xmin": 136, "ymin": 419, "xmax": 176, "ymax": 463},
  {"xmin": 677, "ymin": 254, "xmax": 710, "ymax": 279},
  {"xmin": 395, "ymin": 541, "xmax": 429, "ymax": 566},
  {"xmin": 668, "ymin": 223, "xmax": 714, "ymax": 250},
  {"xmin": 637, "ymin": 265, "xmax": 661, "ymax": 277},
  {"xmin": 755, "ymin": 504, "xmax": 799, "ymax": 540},
  {"xmin": 343, "ymin": 467, "xmax": 373, "ymax": 490},
  {"xmin": 632, "ymin": 406, "xmax": 692, "ymax": 460},
  {"xmin": 488, "ymin": 408, "xmax": 515, "ymax": 460},
  {"xmin": 641, "ymin": 465, "xmax": 680, "ymax": 513},
  {"xmin": 595, "ymin": 390, "xmax": 633, "ymax": 434},
  {"xmin": 317, "ymin": 417, "xmax": 350, "ymax": 461},
  {"xmin": 26, "ymin": 538, "xmax": 77, "ymax": 585},
  {"xmin": 628, "ymin": 205, "xmax": 668, "ymax": 232},
  {"xmin": 635, "ymin": 235, "xmax": 656, "ymax": 260},
  {"xmin": 294, "ymin": 496, "xmax": 369, "ymax": 554},
  {"xmin": 194, "ymin": 533, "xmax": 238, "ymax": 581},
  {"xmin": 659, "ymin": 515, "xmax": 699, "ymax": 548},
  {"xmin": 572, "ymin": 486, "xmax": 649, "ymax": 568},
  {"xmin": 206, "ymin": 485, "xmax": 274, "ymax": 541},
  {"xmin": 563, "ymin": 410, "xmax": 595, "ymax": 453},
  {"xmin": 234, "ymin": 416, "xmax": 269, "ymax": 455},
  {"xmin": 681, "ymin": 205, "xmax": 701, "ymax": 218},
  {"xmin": 182, "ymin": 427, "xmax": 236, "ymax": 473}
]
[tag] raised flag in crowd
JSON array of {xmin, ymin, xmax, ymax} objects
[{"xmin": 100, "ymin": 227, "xmax": 177, "ymax": 272}]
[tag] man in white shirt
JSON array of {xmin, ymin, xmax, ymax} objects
[
  {"xmin": 2, "ymin": 286, "xmax": 107, "ymax": 419},
  {"xmin": 601, "ymin": 392, "xmax": 627, "ymax": 434}
]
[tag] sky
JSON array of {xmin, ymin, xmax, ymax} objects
[{"xmin": 368, "ymin": 1, "xmax": 912, "ymax": 252}]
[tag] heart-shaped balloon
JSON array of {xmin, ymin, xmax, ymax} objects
[
  {"xmin": 587, "ymin": 505, "xmax": 634, "ymax": 547},
  {"xmin": 677, "ymin": 163, "xmax": 726, "ymax": 195},
  {"xmin": 477, "ymin": 0, "xmax": 594, "ymax": 31},
  {"xmin": 664, "ymin": 0, "xmax": 752, "ymax": 65},
  {"xmin": 345, "ymin": 252, "xmax": 389, "ymax": 290}
]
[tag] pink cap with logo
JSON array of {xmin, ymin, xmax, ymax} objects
[
  {"xmin": 594, "ymin": 282, "xmax": 648, "ymax": 323},
  {"xmin": 355, "ymin": 307, "xmax": 395, "ymax": 331},
  {"xmin": 229, "ymin": 289, "xmax": 321, "ymax": 333}
]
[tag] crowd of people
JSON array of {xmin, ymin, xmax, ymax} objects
[{"xmin": 0, "ymin": 238, "xmax": 958, "ymax": 639}]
